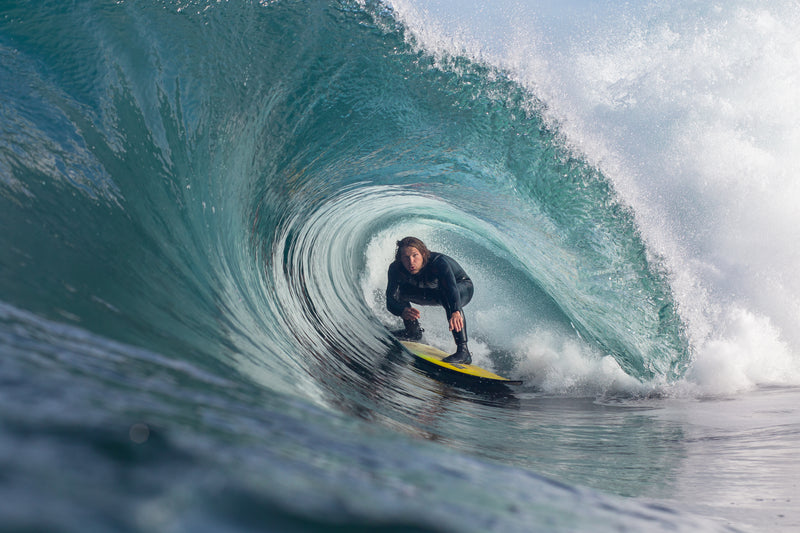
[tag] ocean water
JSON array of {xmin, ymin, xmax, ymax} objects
[{"xmin": 1, "ymin": 0, "xmax": 799, "ymax": 531}]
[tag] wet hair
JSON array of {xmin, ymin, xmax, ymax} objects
[{"xmin": 395, "ymin": 236, "xmax": 431, "ymax": 265}]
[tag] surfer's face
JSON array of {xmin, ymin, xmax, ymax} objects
[{"xmin": 400, "ymin": 246, "xmax": 424, "ymax": 274}]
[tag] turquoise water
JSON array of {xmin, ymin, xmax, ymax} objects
[{"xmin": 2, "ymin": 1, "xmax": 799, "ymax": 531}]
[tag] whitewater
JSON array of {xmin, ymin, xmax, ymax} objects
[{"xmin": 1, "ymin": 0, "xmax": 799, "ymax": 531}]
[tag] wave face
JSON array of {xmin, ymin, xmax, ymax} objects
[
  {"xmin": 385, "ymin": 0, "xmax": 800, "ymax": 394},
  {"xmin": 2, "ymin": 1, "xmax": 799, "ymax": 531},
  {"xmin": 1, "ymin": 0, "xmax": 688, "ymax": 386}
]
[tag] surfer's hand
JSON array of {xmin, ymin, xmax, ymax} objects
[
  {"xmin": 402, "ymin": 307, "xmax": 420, "ymax": 321},
  {"xmin": 449, "ymin": 311, "xmax": 463, "ymax": 333}
]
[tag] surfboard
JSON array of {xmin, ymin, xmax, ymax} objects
[{"xmin": 401, "ymin": 340, "xmax": 522, "ymax": 387}]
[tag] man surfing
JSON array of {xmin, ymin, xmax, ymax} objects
[{"xmin": 386, "ymin": 237, "xmax": 474, "ymax": 364}]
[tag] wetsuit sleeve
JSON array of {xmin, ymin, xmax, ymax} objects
[
  {"xmin": 435, "ymin": 256, "xmax": 462, "ymax": 316},
  {"xmin": 385, "ymin": 262, "xmax": 408, "ymax": 316}
]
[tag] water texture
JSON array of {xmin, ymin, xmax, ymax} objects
[{"xmin": 2, "ymin": 1, "xmax": 799, "ymax": 531}]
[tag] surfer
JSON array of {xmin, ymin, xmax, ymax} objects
[{"xmin": 386, "ymin": 236, "xmax": 474, "ymax": 364}]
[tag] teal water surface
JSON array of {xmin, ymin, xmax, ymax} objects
[{"xmin": 2, "ymin": 1, "xmax": 799, "ymax": 531}]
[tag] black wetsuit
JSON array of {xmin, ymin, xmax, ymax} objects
[{"xmin": 385, "ymin": 252, "xmax": 474, "ymax": 343}]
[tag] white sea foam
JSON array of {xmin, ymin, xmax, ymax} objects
[{"xmin": 386, "ymin": 0, "xmax": 800, "ymax": 393}]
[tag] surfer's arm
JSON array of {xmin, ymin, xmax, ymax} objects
[
  {"xmin": 385, "ymin": 262, "xmax": 410, "ymax": 316},
  {"xmin": 435, "ymin": 256, "xmax": 462, "ymax": 316}
]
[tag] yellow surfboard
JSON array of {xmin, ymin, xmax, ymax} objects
[{"xmin": 401, "ymin": 341, "xmax": 522, "ymax": 386}]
